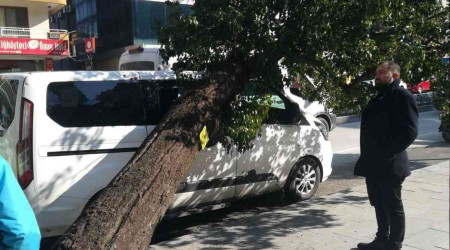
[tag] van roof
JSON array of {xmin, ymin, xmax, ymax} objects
[
  {"xmin": 0, "ymin": 71, "xmax": 201, "ymax": 81},
  {"xmin": 122, "ymin": 45, "xmax": 161, "ymax": 56},
  {"xmin": 0, "ymin": 71, "xmax": 141, "ymax": 81}
]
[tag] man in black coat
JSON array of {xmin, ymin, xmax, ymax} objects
[{"xmin": 354, "ymin": 61, "xmax": 418, "ymax": 250}]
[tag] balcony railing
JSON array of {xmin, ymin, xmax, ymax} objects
[
  {"xmin": 0, "ymin": 27, "xmax": 30, "ymax": 38},
  {"xmin": 0, "ymin": 27, "xmax": 68, "ymax": 40}
]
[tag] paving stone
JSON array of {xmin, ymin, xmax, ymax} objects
[
  {"xmin": 435, "ymin": 240, "xmax": 449, "ymax": 250},
  {"xmin": 404, "ymin": 228, "xmax": 450, "ymax": 250}
]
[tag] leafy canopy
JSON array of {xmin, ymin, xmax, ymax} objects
[{"xmin": 159, "ymin": 0, "xmax": 449, "ymax": 146}]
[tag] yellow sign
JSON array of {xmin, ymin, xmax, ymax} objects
[
  {"xmin": 199, "ymin": 126, "xmax": 209, "ymax": 149},
  {"xmin": 345, "ymin": 75, "xmax": 352, "ymax": 85}
]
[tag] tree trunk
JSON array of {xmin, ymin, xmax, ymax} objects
[{"xmin": 53, "ymin": 71, "xmax": 246, "ymax": 249}]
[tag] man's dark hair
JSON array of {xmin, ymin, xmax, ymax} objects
[{"xmin": 380, "ymin": 61, "xmax": 401, "ymax": 76}]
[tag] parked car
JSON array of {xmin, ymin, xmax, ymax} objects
[
  {"xmin": 399, "ymin": 79, "xmax": 408, "ymax": 89},
  {"xmin": 0, "ymin": 71, "xmax": 333, "ymax": 237},
  {"xmin": 409, "ymin": 80, "xmax": 431, "ymax": 93}
]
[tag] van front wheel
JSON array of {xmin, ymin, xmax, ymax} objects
[{"xmin": 284, "ymin": 158, "xmax": 321, "ymax": 202}]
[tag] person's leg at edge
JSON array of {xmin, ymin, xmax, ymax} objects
[
  {"xmin": 357, "ymin": 178, "xmax": 390, "ymax": 249},
  {"xmin": 382, "ymin": 178, "xmax": 405, "ymax": 249},
  {"xmin": 374, "ymin": 205, "xmax": 390, "ymax": 241}
]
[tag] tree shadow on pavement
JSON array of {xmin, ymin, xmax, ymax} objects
[
  {"xmin": 152, "ymin": 188, "xmax": 369, "ymax": 249},
  {"xmin": 151, "ymin": 143, "xmax": 447, "ymax": 249}
]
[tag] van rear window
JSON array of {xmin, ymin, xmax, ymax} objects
[
  {"xmin": 47, "ymin": 81, "xmax": 146, "ymax": 127},
  {"xmin": 120, "ymin": 61, "xmax": 155, "ymax": 70},
  {"xmin": 0, "ymin": 79, "xmax": 19, "ymax": 136}
]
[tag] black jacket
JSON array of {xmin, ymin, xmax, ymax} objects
[{"xmin": 354, "ymin": 79, "xmax": 419, "ymax": 179}]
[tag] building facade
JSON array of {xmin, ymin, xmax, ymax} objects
[
  {"xmin": 0, "ymin": 0, "xmax": 69, "ymax": 72},
  {"xmin": 50, "ymin": 0, "xmax": 193, "ymax": 71}
]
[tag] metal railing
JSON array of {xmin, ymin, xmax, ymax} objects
[
  {"xmin": 0, "ymin": 27, "xmax": 30, "ymax": 38},
  {"xmin": 0, "ymin": 27, "xmax": 68, "ymax": 39}
]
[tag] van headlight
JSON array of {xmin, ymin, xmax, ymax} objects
[{"xmin": 314, "ymin": 121, "xmax": 329, "ymax": 140}]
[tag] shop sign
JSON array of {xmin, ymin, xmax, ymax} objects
[
  {"xmin": 85, "ymin": 38, "xmax": 95, "ymax": 54},
  {"xmin": 0, "ymin": 38, "xmax": 69, "ymax": 56}
]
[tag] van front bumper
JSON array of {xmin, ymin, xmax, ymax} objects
[{"xmin": 320, "ymin": 140, "xmax": 333, "ymax": 182}]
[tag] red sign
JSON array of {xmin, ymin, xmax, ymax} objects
[
  {"xmin": 0, "ymin": 38, "xmax": 69, "ymax": 56},
  {"xmin": 85, "ymin": 38, "xmax": 95, "ymax": 54},
  {"xmin": 45, "ymin": 58, "xmax": 53, "ymax": 71}
]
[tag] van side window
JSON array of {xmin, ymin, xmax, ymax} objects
[
  {"xmin": 264, "ymin": 92, "xmax": 300, "ymax": 125},
  {"xmin": 243, "ymin": 82, "xmax": 301, "ymax": 125},
  {"xmin": 0, "ymin": 79, "xmax": 19, "ymax": 136},
  {"xmin": 141, "ymin": 80, "xmax": 180, "ymax": 125},
  {"xmin": 47, "ymin": 81, "xmax": 146, "ymax": 127}
]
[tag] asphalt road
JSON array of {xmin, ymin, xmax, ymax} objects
[{"xmin": 150, "ymin": 109, "xmax": 449, "ymax": 245}]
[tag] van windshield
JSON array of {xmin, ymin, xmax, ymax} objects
[{"xmin": 120, "ymin": 61, "xmax": 155, "ymax": 70}]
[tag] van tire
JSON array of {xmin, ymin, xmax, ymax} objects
[{"xmin": 284, "ymin": 158, "xmax": 321, "ymax": 202}]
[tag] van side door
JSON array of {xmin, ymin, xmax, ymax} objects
[{"xmin": 36, "ymin": 79, "xmax": 148, "ymax": 202}]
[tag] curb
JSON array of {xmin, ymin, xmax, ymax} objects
[
  {"xmin": 336, "ymin": 105, "xmax": 435, "ymax": 125},
  {"xmin": 336, "ymin": 114, "xmax": 360, "ymax": 125},
  {"xmin": 418, "ymin": 104, "xmax": 435, "ymax": 112}
]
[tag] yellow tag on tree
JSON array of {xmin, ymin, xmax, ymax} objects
[{"xmin": 199, "ymin": 126, "xmax": 209, "ymax": 149}]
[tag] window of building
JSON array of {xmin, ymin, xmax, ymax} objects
[
  {"xmin": 74, "ymin": 0, "xmax": 98, "ymax": 38},
  {"xmin": 0, "ymin": 7, "xmax": 29, "ymax": 27},
  {"xmin": 134, "ymin": 1, "xmax": 193, "ymax": 45}
]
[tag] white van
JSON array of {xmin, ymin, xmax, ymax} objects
[
  {"xmin": 0, "ymin": 71, "xmax": 332, "ymax": 237},
  {"xmin": 118, "ymin": 45, "xmax": 176, "ymax": 71}
]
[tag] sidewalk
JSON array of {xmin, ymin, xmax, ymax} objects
[{"xmin": 150, "ymin": 161, "xmax": 449, "ymax": 250}]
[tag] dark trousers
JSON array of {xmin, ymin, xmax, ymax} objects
[{"xmin": 366, "ymin": 177, "xmax": 405, "ymax": 248}]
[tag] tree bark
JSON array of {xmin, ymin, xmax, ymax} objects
[{"xmin": 53, "ymin": 70, "xmax": 247, "ymax": 249}]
